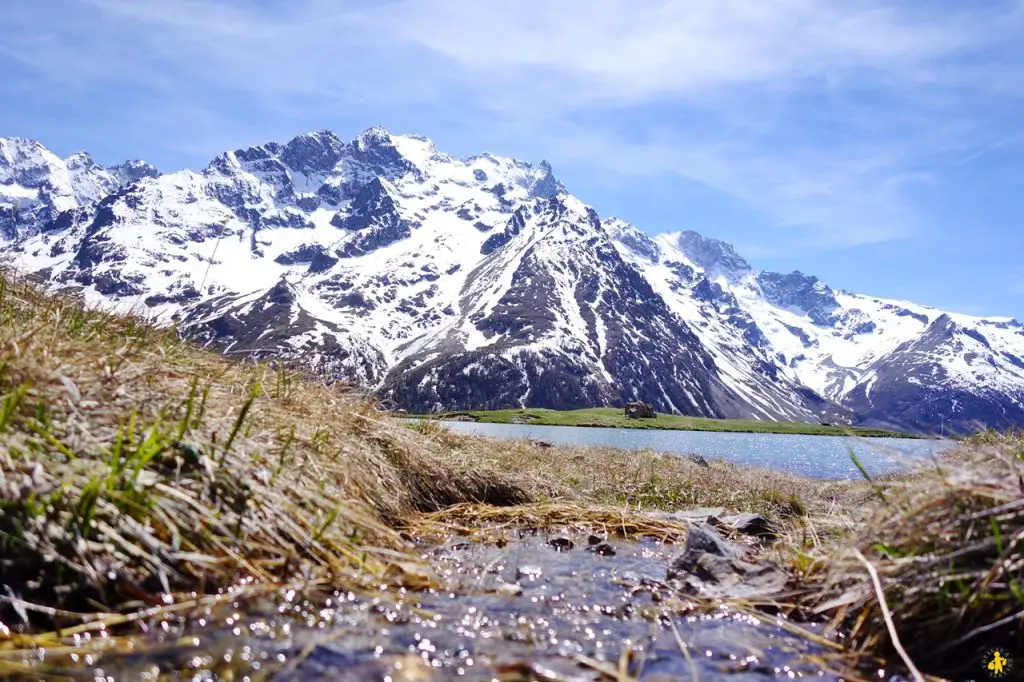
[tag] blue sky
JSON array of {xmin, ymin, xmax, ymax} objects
[{"xmin": 3, "ymin": 0, "xmax": 1023, "ymax": 318}]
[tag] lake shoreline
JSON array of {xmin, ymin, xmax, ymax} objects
[
  {"xmin": 424, "ymin": 418, "xmax": 951, "ymax": 480},
  {"xmin": 409, "ymin": 407, "xmax": 923, "ymax": 439}
]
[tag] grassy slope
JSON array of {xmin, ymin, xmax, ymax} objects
[
  {"xmin": 1, "ymin": 271, "xmax": 1020, "ymax": 679},
  {"xmin": 419, "ymin": 406, "xmax": 919, "ymax": 438}
]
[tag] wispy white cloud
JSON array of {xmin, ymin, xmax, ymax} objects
[
  {"xmin": 388, "ymin": 0, "xmax": 983, "ymax": 107},
  {"xmin": 951, "ymin": 133, "xmax": 1024, "ymax": 166},
  {"xmin": 540, "ymin": 123, "xmax": 931, "ymax": 249},
  {"xmin": 3, "ymin": 0, "xmax": 1022, "ymax": 250}
]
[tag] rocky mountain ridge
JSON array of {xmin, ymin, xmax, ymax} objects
[{"xmin": 2, "ymin": 127, "xmax": 1022, "ymax": 434}]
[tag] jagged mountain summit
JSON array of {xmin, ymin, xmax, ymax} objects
[
  {"xmin": 0, "ymin": 137, "xmax": 157, "ymax": 241},
  {"xmin": 2, "ymin": 126, "xmax": 1022, "ymax": 434}
]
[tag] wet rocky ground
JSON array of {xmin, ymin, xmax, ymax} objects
[{"xmin": 8, "ymin": 527, "xmax": 855, "ymax": 681}]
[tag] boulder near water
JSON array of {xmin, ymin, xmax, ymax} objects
[
  {"xmin": 624, "ymin": 401, "xmax": 656, "ymax": 419},
  {"xmin": 667, "ymin": 522, "xmax": 787, "ymax": 599}
]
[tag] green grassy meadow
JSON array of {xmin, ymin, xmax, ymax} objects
[{"xmin": 414, "ymin": 406, "xmax": 920, "ymax": 438}]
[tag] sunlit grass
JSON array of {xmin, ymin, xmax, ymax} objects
[{"xmin": 414, "ymin": 406, "xmax": 919, "ymax": 438}]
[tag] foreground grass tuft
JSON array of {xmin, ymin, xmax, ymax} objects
[
  {"xmin": 0, "ymin": 272, "xmax": 525, "ymax": 633},
  {"xmin": 801, "ymin": 436, "xmax": 1024, "ymax": 677}
]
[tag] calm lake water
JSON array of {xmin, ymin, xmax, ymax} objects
[{"xmin": 437, "ymin": 420, "xmax": 953, "ymax": 480}]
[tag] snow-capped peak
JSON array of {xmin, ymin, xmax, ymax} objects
[
  {"xmin": 279, "ymin": 129, "xmax": 347, "ymax": 174},
  {"xmin": 4, "ymin": 127, "xmax": 1024, "ymax": 434},
  {"xmin": 603, "ymin": 218, "xmax": 662, "ymax": 263},
  {"xmin": 0, "ymin": 137, "xmax": 64, "ymax": 186},
  {"xmin": 65, "ymin": 150, "xmax": 101, "ymax": 169},
  {"xmin": 672, "ymin": 230, "xmax": 751, "ymax": 277},
  {"xmin": 355, "ymin": 124, "xmax": 392, "ymax": 146},
  {"xmin": 0, "ymin": 137, "xmax": 157, "ymax": 241},
  {"xmin": 108, "ymin": 159, "xmax": 159, "ymax": 186}
]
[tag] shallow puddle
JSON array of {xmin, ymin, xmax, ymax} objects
[{"xmin": 10, "ymin": 531, "xmax": 850, "ymax": 681}]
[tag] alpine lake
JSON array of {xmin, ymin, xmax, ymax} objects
[{"xmin": 436, "ymin": 420, "xmax": 951, "ymax": 480}]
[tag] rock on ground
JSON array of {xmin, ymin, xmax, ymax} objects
[{"xmin": 666, "ymin": 522, "xmax": 787, "ymax": 599}]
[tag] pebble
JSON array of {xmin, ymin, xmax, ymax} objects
[
  {"xmin": 590, "ymin": 542, "xmax": 616, "ymax": 556},
  {"xmin": 496, "ymin": 583, "xmax": 524, "ymax": 597},
  {"xmin": 723, "ymin": 513, "xmax": 778, "ymax": 538},
  {"xmin": 548, "ymin": 537, "xmax": 574, "ymax": 551}
]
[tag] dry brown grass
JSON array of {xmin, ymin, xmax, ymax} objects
[
  {"xmin": 0, "ymin": 271, "xmax": 526, "ymax": 635},
  {"xmin": 411, "ymin": 500, "xmax": 694, "ymax": 543},
  {"xmin": 799, "ymin": 436, "xmax": 1024, "ymax": 678}
]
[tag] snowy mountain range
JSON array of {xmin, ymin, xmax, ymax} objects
[{"xmin": 2, "ymin": 127, "xmax": 1023, "ymax": 435}]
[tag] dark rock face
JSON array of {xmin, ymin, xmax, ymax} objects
[
  {"xmin": 332, "ymin": 179, "xmax": 414, "ymax": 257},
  {"xmin": 529, "ymin": 160, "xmax": 564, "ymax": 199},
  {"xmin": 474, "ymin": 253, "xmax": 559, "ymax": 340},
  {"xmin": 783, "ymin": 323, "xmax": 815, "ymax": 348},
  {"xmin": 307, "ymin": 251, "xmax": 339, "ymax": 274},
  {"xmin": 261, "ymin": 210, "xmax": 313, "ymax": 230},
  {"xmin": 334, "ymin": 179, "xmax": 394, "ymax": 231},
  {"xmin": 576, "ymin": 250, "xmax": 729, "ymax": 417},
  {"xmin": 93, "ymin": 270, "xmax": 145, "ymax": 296},
  {"xmin": 382, "ymin": 350, "xmax": 607, "ymax": 413},
  {"xmin": 692, "ymin": 276, "xmax": 726, "ymax": 303},
  {"xmin": 605, "ymin": 221, "xmax": 661, "ymax": 263},
  {"xmin": 72, "ymin": 195, "xmax": 127, "ymax": 270},
  {"xmin": 757, "ymin": 271, "xmax": 838, "ymax": 326},
  {"xmin": 179, "ymin": 279, "xmax": 387, "ymax": 386},
  {"xmin": 279, "ymin": 131, "xmax": 346, "ymax": 174},
  {"xmin": 480, "ymin": 207, "xmax": 528, "ymax": 256},
  {"xmin": 42, "ymin": 207, "xmax": 90, "ymax": 235},
  {"xmin": 619, "ymin": 232, "xmax": 660, "ymax": 262},
  {"xmin": 894, "ymin": 307, "xmax": 930, "ymax": 324},
  {"xmin": 316, "ymin": 183, "xmax": 345, "ymax": 206},
  {"xmin": 144, "ymin": 286, "xmax": 200, "ymax": 307},
  {"xmin": 677, "ymin": 230, "xmax": 750, "ymax": 275},
  {"xmin": 349, "ymin": 127, "xmax": 417, "ymax": 178},
  {"xmin": 274, "ymin": 244, "xmax": 330, "ymax": 265}
]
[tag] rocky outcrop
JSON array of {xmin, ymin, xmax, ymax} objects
[{"xmin": 624, "ymin": 401, "xmax": 656, "ymax": 419}]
